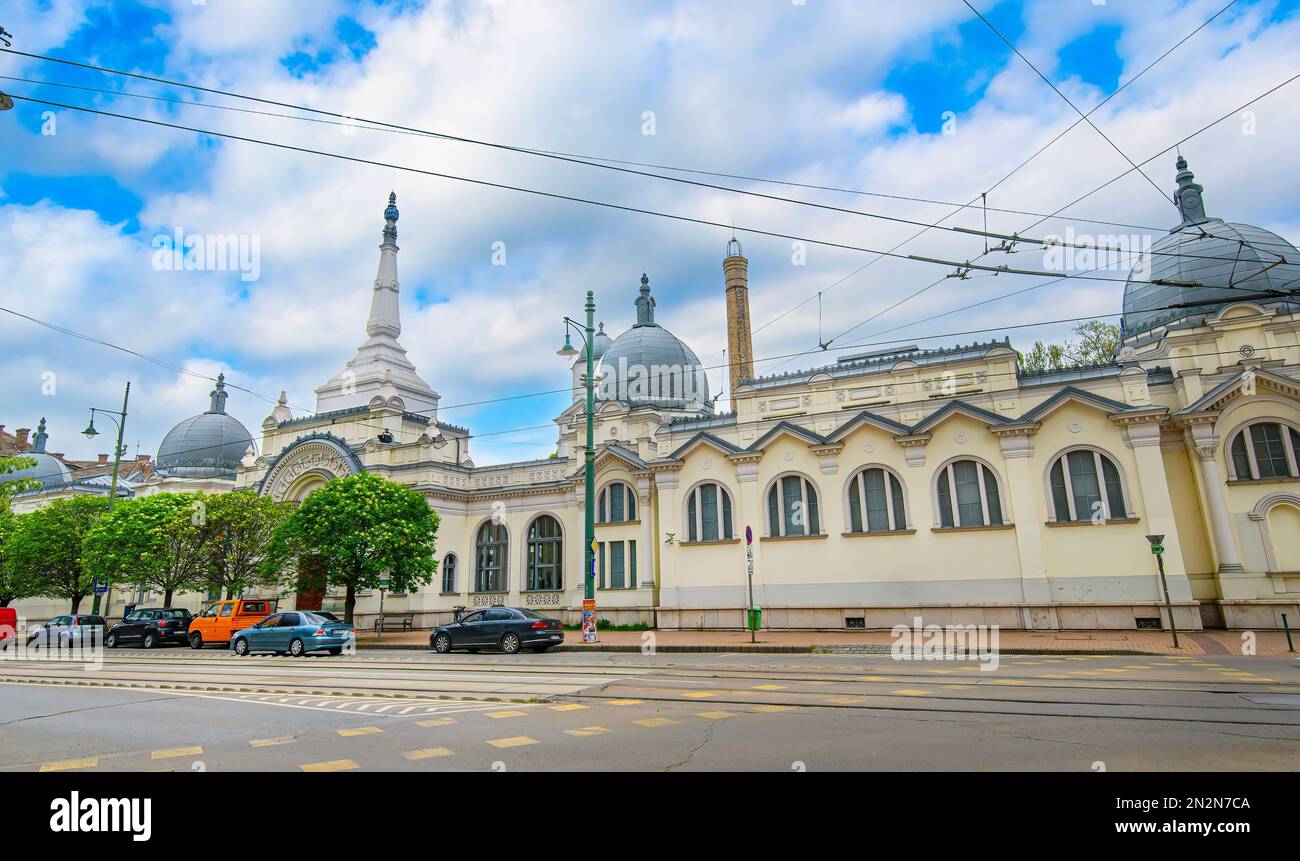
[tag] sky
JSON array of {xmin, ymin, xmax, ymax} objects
[{"xmin": 2, "ymin": 0, "xmax": 1299, "ymax": 467}]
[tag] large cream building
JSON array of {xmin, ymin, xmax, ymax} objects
[{"xmin": 10, "ymin": 160, "xmax": 1300, "ymax": 631}]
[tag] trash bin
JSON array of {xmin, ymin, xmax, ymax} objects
[{"xmin": 747, "ymin": 606, "xmax": 762, "ymax": 631}]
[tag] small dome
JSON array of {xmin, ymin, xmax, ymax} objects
[
  {"xmin": 579, "ymin": 322, "xmax": 613, "ymax": 362},
  {"xmin": 8, "ymin": 418, "xmax": 71, "ymax": 491},
  {"xmin": 156, "ymin": 374, "xmax": 254, "ymax": 479},
  {"xmin": 1122, "ymin": 158, "xmax": 1300, "ymax": 337},
  {"xmin": 595, "ymin": 274, "xmax": 710, "ymax": 413}
]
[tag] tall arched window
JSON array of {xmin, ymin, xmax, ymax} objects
[
  {"xmin": 685, "ymin": 482, "xmax": 735, "ymax": 542},
  {"xmin": 936, "ymin": 460, "xmax": 1005, "ymax": 528},
  {"xmin": 847, "ymin": 467, "xmax": 907, "ymax": 533},
  {"xmin": 474, "ymin": 521, "xmax": 508, "ymax": 592},
  {"xmin": 766, "ymin": 474, "xmax": 821, "ymax": 537},
  {"xmin": 526, "ymin": 515, "xmax": 564, "ymax": 591},
  {"xmin": 598, "ymin": 482, "xmax": 638, "ymax": 523},
  {"xmin": 1048, "ymin": 449, "xmax": 1128, "ymax": 522},
  {"xmin": 441, "ymin": 553, "xmax": 457, "ymax": 593},
  {"xmin": 1229, "ymin": 422, "xmax": 1300, "ymax": 480}
]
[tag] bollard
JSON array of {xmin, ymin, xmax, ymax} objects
[{"xmin": 1283, "ymin": 613, "xmax": 1295, "ymax": 653}]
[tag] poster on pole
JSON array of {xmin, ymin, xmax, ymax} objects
[{"xmin": 582, "ymin": 598, "xmax": 597, "ymax": 644}]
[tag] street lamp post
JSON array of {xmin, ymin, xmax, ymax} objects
[
  {"xmin": 82, "ymin": 382, "xmax": 131, "ymax": 616},
  {"xmin": 1145, "ymin": 534, "xmax": 1179, "ymax": 649},
  {"xmin": 558, "ymin": 292, "xmax": 598, "ymax": 643}
]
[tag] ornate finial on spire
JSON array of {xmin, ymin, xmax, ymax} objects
[
  {"xmin": 32, "ymin": 417, "xmax": 49, "ymax": 453},
  {"xmin": 1174, "ymin": 155, "xmax": 1207, "ymax": 225},
  {"xmin": 383, "ymin": 192, "xmax": 399, "ymax": 244},
  {"xmin": 635, "ymin": 273, "xmax": 656, "ymax": 326},
  {"xmin": 726, "ymin": 235, "xmax": 744, "ymax": 259},
  {"xmin": 209, "ymin": 373, "xmax": 229, "ymax": 414}
]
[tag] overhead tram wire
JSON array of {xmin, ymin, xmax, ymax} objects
[
  {"xmin": 3, "ymin": 92, "xmax": 1174, "ymax": 286},
  {"xmin": 744, "ymin": 0, "xmax": 1240, "ymax": 343}
]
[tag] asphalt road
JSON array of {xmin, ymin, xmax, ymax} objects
[{"xmin": 2, "ymin": 648, "xmax": 1298, "ymax": 771}]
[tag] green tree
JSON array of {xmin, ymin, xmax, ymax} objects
[
  {"xmin": 83, "ymin": 492, "xmax": 209, "ymax": 607},
  {"xmin": 6, "ymin": 496, "xmax": 108, "ymax": 613},
  {"xmin": 1017, "ymin": 321, "xmax": 1121, "ymax": 372},
  {"xmin": 265, "ymin": 473, "xmax": 439, "ymax": 624},
  {"xmin": 0, "ymin": 510, "xmax": 42, "ymax": 607},
  {"xmin": 0, "ymin": 455, "xmax": 37, "ymax": 512},
  {"xmin": 201, "ymin": 491, "xmax": 290, "ymax": 599}
]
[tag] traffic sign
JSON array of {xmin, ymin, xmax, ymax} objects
[{"xmin": 745, "ymin": 525, "xmax": 752, "ymax": 545}]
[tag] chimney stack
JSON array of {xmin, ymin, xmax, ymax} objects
[
  {"xmin": 723, "ymin": 238, "xmax": 754, "ymax": 413},
  {"xmin": 98, "ymin": 454, "xmax": 109, "ymax": 465},
  {"xmin": 15, "ymin": 427, "xmax": 30, "ymax": 449}
]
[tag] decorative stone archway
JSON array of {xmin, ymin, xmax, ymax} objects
[{"xmin": 258, "ymin": 433, "xmax": 363, "ymax": 503}]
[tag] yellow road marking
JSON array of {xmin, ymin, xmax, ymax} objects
[
  {"xmin": 751, "ymin": 684, "xmax": 786, "ymax": 691},
  {"xmin": 1070, "ymin": 671, "xmax": 1103, "ymax": 676},
  {"xmin": 487, "ymin": 736, "xmax": 538, "ymax": 749},
  {"xmin": 301, "ymin": 759, "xmax": 358, "ymax": 772},
  {"xmin": 926, "ymin": 669, "xmax": 957, "ymax": 675},
  {"xmin": 1039, "ymin": 674, "xmax": 1071, "ymax": 679},
  {"xmin": 485, "ymin": 710, "xmax": 527, "ymax": 719},
  {"xmin": 606, "ymin": 699, "xmax": 644, "ymax": 706},
  {"xmin": 337, "ymin": 726, "xmax": 382, "ymax": 737},
  {"xmin": 826, "ymin": 696, "xmax": 865, "ymax": 704},
  {"xmin": 751, "ymin": 704, "xmax": 795, "ymax": 712},
  {"xmin": 801, "ymin": 680, "xmax": 835, "ymax": 685},
  {"xmin": 857, "ymin": 676, "xmax": 893, "ymax": 681},
  {"xmin": 548, "ymin": 703, "xmax": 588, "ymax": 712},
  {"xmin": 250, "ymin": 737, "xmax": 296, "ymax": 748},
  {"xmin": 696, "ymin": 711, "xmax": 736, "ymax": 719},
  {"xmin": 39, "ymin": 757, "xmax": 98, "ymax": 772},
  {"xmin": 633, "ymin": 718, "xmax": 680, "ymax": 727},
  {"xmin": 893, "ymin": 689, "xmax": 931, "ymax": 696},
  {"xmin": 416, "ymin": 717, "xmax": 457, "ymax": 727},
  {"xmin": 151, "ymin": 746, "xmax": 203, "ymax": 760},
  {"xmin": 565, "ymin": 726, "xmax": 610, "ymax": 737},
  {"xmin": 990, "ymin": 679, "xmax": 1029, "ymax": 685},
  {"xmin": 682, "ymin": 691, "xmax": 719, "ymax": 699},
  {"xmin": 403, "ymin": 747, "xmax": 453, "ymax": 760}
]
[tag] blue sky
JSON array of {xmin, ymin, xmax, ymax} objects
[{"xmin": 2, "ymin": 0, "xmax": 1299, "ymax": 465}]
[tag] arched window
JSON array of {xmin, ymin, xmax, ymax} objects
[
  {"xmin": 526, "ymin": 515, "xmax": 564, "ymax": 591},
  {"xmin": 936, "ymin": 460, "xmax": 1005, "ymax": 528},
  {"xmin": 1048, "ymin": 449, "xmax": 1128, "ymax": 522},
  {"xmin": 597, "ymin": 482, "xmax": 638, "ymax": 523},
  {"xmin": 474, "ymin": 521, "xmax": 508, "ymax": 592},
  {"xmin": 685, "ymin": 482, "xmax": 735, "ymax": 542},
  {"xmin": 766, "ymin": 474, "xmax": 821, "ymax": 537},
  {"xmin": 441, "ymin": 553, "xmax": 457, "ymax": 593},
  {"xmin": 847, "ymin": 467, "xmax": 907, "ymax": 533},
  {"xmin": 1229, "ymin": 422, "xmax": 1300, "ymax": 480}
]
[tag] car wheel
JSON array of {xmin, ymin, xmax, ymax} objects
[
  {"xmin": 433, "ymin": 633, "xmax": 452, "ymax": 654},
  {"xmin": 189, "ymin": 632, "xmax": 204, "ymax": 650},
  {"xmin": 233, "ymin": 637, "xmax": 249, "ymax": 656},
  {"xmin": 289, "ymin": 638, "xmax": 305, "ymax": 657},
  {"xmin": 142, "ymin": 632, "xmax": 156, "ymax": 650},
  {"xmin": 501, "ymin": 633, "xmax": 521, "ymax": 654},
  {"xmin": 105, "ymin": 633, "xmax": 118, "ymax": 649}
]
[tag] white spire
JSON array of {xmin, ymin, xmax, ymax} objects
[{"xmin": 366, "ymin": 191, "xmax": 402, "ymax": 339}]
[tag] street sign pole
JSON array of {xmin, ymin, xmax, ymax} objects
[
  {"xmin": 1146, "ymin": 534, "xmax": 1179, "ymax": 649},
  {"xmin": 745, "ymin": 525, "xmax": 755, "ymax": 643}
]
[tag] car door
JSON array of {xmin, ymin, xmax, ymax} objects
[
  {"xmin": 452, "ymin": 610, "xmax": 487, "ymax": 646},
  {"xmin": 244, "ymin": 614, "xmax": 277, "ymax": 651},
  {"xmin": 37, "ymin": 616, "xmax": 68, "ymax": 646},
  {"xmin": 481, "ymin": 608, "xmax": 515, "ymax": 647},
  {"xmin": 274, "ymin": 613, "xmax": 301, "ymax": 652},
  {"xmin": 118, "ymin": 611, "xmax": 146, "ymax": 642}
]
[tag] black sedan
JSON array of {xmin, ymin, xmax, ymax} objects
[
  {"xmin": 105, "ymin": 607, "xmax": 193, "ymax": 649},
  {"xmin": 429, "ymin": 607, "xmax": 564, "ymax": 654}
]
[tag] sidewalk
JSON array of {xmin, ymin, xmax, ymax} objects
[{"xmin": 354, "ymin": 627, "xmax": 1299, "ymax": 656}]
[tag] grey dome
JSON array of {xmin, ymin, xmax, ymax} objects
[
  {"xmin": 156, "ymin": 375, "xmax": 253, "ymax": 479},
  {"xmin": 579, "ymin": 322, "xmax": 613, "ymax": 362},
  {"xmin": 595, "ymin": 274, "xmax": 710, "ymax": 414},
  {"xmin": 8, "ymin": 418, "xmax": 71, "ymax": 491},
  {"xmin": 1122, "ymin": 158, "xmax": 1300, "ymax": 337}
]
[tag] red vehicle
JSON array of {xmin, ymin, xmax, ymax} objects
[{"xmin": 0, "ymin": 607, "xmax": 16, "ymax": 649}]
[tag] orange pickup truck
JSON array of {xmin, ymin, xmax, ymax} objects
[{"xmin": 188, "ymin": 598, "xmax": 277, "ymax": 649}]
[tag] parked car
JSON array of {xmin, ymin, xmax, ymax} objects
[
  {"xmin": 0, "ymin": 607, "xmax": 17, "ymax": 650},
  {"xmin": 105, "ymin": 607, "xmax": 193, "ymax": 649},
  {"xmin": 26, "ymin": 614, "xmax": 107, "ymax": 648},
  {"xmin": 231, "ymin": 611, "xmax": 355, "ymax": 657},
  {"xmin": 188, "ymin": 598, "xmax": 277, "ymax": 649},
  {"xmin": 429, "ymin": 607, "xmax": 564, "ymax": 654}
]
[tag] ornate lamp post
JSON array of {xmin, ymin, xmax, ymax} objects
[
  {"xmin": 82, "ymin": 382, "xmax": 131, "ymax": 615},
  {"xmin": 558, "ymin": 291, "xmax": 598, "ymax": 643}
]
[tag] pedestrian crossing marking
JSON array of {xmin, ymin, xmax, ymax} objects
[
  {"xmin": 633, "ymin": 718, "xmax": 679, "ymax": 727},
  {"xmin": 39, "ymin": 757, "xmax": 98, "ymax": 772},
  {"xmin": 301, "ymin": 759, "xmax": 359, "ymax": 772},
  {"xmin": 565, "ymin": 726, "xmax": 610, "ymax": 737},
  {"xmin": 337, "ymin": 726, "xmax": 383, "ymax": 737},
  {"xmin": 682, "ymin": 691, "xmax": 720, "ymax": 698},
  {"xmin": 549, "ymin": 704, "xmax": 589, "ymax": 711},
  {"xmin": 487, "ymin": 736, "xmax": 538, "ymax": 749},
  {"xmin": 416, "ymin": 718, "xmax": 457, "ymax": 727},
  {"xmin": 403, "ymin": 747, "xmax": 453, "ymax": 760},
  {"xmin": 751, "ymin": 704, "xmax": 795, "ymax": 712},
  {"xmin": 752, "ymin": 684, "xmax": 786, "ymax": 691},
  {"xmin": 695, "ymin": 711, "xmax": 736, "ymax": 719},
  {"xmin": 151, "ymin": 746, "xmax": 203, "ymax": 760},
  {"xmin": 250, "ymin": 737, "xmax": 296, "ymax": 748},
  {"xmin": 826, "ymin": 696, "xmax": 865, "ymax": 705},
  {"xmin": 485, "ymin": 710, "xmax": 527, "ymax": 719},
  {"xmin": 607, "ymin": 699, "xmax": 644, "ymax": 705},
  {"xmin": 893, "ymin": 689, "xmax": 931, "ymax": 696}
]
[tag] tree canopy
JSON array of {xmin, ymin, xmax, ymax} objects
[
  {"xmin": 0, "ymin": 510, "xmax": 42, "ymax": 607},
  {"xmin": 0, "ymin": 455, "xmax": 37, "ymax": 512},
  {"xmin": 200, "ymin": 491, "xmax": 290, "ymax": 599},
  {"xmin": 265, "ymin": 472, "xmax": 438, "ymax": 623},
  {"xmin": 6, "ymin": 495, "xmax": 109, "ymax": 613},
  {"xmin": 1018, "ymin": 321, "xmax": 1122, "ymax": 373},
  {"xmin": 83, "ymin": 492, "xmax": 210, "ymax": 607}
]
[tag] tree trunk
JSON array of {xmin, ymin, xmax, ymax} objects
[
  {"xmin": 163, "ymin": 589, "xmax": 174, "ymax": 608},
  {"xmin": 70, "ymin": 594, "xmax": 83, "ymax": 614},
  {"xmin": 344, "ymin": 584, "xmax": 356, "ymax": 625}
]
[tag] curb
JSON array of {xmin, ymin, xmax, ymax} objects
[{"xmin": 353, "ymin": 643, "xmax": 1194, "ymax": 656}]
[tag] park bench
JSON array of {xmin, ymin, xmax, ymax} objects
[{"xmin": 374, "ymin": 613, "xmax": 415, "ymax": 633}]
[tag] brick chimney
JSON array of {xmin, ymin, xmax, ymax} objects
[
  {"xmin": 98, "ymin": 454, "xmax": 109, "ymax": 465},
  {"xmin": 14, "ymin": 427, "xmax": 30, "ymax": 449}
]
